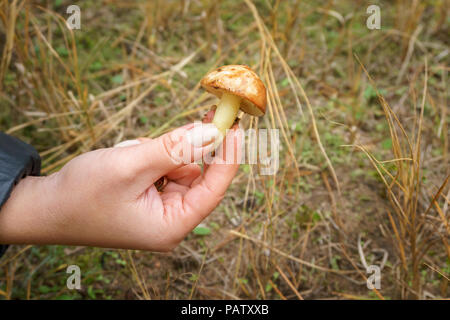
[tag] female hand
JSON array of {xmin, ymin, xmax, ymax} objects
[{"xmin": 0, "ymin": 113, "xmax": 242, "ymax": 251}]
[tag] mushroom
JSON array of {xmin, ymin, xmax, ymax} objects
[{"xmin": 201, "ymin": 65, "xmax": 267, "ymax": 140}]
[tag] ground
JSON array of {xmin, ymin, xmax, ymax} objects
[{"xmin": 0, "ymin": 0, "xmax": 448, "ymax": 300}]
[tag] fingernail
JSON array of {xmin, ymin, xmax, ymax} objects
[
  {"xmin": 114, "ymin": 139, "xmax": 141, "ymax": 148},
  {"xmin": 186, "ymin": 123, "xmax": 221, "ymax": 147}
]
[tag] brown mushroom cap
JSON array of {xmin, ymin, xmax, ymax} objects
[{"xmin": 200, "ymin": 65, "xmax": 266, "ymax": 116}]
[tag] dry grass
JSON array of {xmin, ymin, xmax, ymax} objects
[{"xmin": 0, "ymin": 0, "xmax": 448, "ymax": 300}]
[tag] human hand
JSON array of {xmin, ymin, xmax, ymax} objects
[{"xmin": 0, "ymin": 113, "xmax": 242, "ymax": 251}]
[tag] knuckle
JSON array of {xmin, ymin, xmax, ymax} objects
[
  {"xmin": 203, "ymin": 179, "xmax": 225, "ymax": 202},
  {"xmin": 161, "ymin": 131, "xmax": 184, "ymax": 165}
]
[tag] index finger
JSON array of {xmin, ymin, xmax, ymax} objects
[{"xmin": 178, "ymin": 127, "xmax": 244, "ymax": 231}]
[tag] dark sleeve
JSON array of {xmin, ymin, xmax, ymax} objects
[{"xmin": 0, "ymin": 132, "xmax": 41, "ymax": 258}]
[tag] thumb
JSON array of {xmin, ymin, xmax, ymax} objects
[{"xmin": 120, "ymin": 122, "xmax": 221, "ymax": 184}]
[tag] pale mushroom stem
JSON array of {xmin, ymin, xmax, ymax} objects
[{"xmin": 212, "ymin": 92, "xmax": 241, "ymax": 138}]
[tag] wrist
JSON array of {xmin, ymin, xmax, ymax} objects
[{"xmin": 0, "ymin": 174, "xmax": 61, "ymax": 244}]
